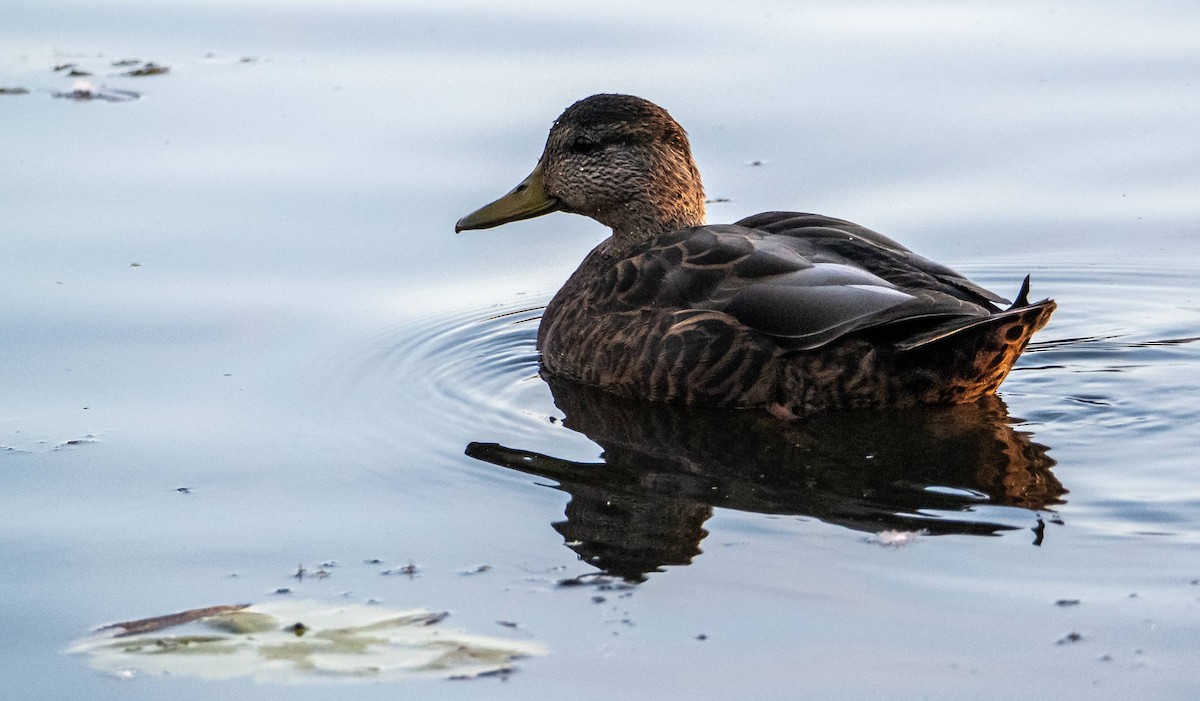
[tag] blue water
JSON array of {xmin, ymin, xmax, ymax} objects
[{"xmin": 2, "ymin": 1, "xmax": 1199, "ymax": 699}]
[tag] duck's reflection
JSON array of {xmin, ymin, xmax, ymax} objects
[{"xmin": 466, "ymin": 376, "xmax": 1064, "ymax": 581}]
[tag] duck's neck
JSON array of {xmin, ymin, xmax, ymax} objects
[
  {"xmin": 607, "ymin": 208, "xmax": 705, "ymax": 250},
  {"xmin": 603, "ymin": 156, "xmax": 707, "ymax": 250}
]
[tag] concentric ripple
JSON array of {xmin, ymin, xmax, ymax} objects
[{"xmin": 331, "ymin": 295, "xmax": 561, "ymax": 455}]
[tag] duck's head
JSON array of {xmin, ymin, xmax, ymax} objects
[{"xmin": 456, "ymin": 94, "xmax": 706, "ymax": 244}]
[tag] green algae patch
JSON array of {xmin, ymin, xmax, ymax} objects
[{"xmin": 68, "ymin": 601, "xmax": 544, "ymax": 683}]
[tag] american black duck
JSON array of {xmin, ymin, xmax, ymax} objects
[{"xmin": 456, "ymin": 94, "xmax": 1055, "ymax": 418}]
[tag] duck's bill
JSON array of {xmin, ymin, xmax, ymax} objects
[{"xmin": 455, "ymin": 161, "xmax": 561, "ymax": 232}]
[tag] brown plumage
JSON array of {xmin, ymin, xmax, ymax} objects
[{"xmin": 456, "ymin": 94, "xmax": 1055, "ymax": 417}]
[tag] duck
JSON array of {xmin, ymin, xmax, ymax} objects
[{"xmin": 456, "ymin": 94, "xmax": 1055, "ymax": 419}]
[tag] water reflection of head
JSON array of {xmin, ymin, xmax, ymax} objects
[{"xmin": 467, "ymin": 376, "xmax": 1063, "ymax": 582}]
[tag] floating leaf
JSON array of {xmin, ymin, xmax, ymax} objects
[{"xmin": 68, "ymin": 600, "xmax": 544, "ymax": 683}]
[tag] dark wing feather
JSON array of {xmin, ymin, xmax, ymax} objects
[
  {"xmin": 609, "ymin": 223, "xmax": 995, "ymax": 351},
  {"xmin": 735, "ymin": 212, "xmax": 1009, "ymax": 307}
]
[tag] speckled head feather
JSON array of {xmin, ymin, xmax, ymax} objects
[
  {"xmin": 552, "ymin": 93, "xmax": 688, "ymax": 145},
  {"xmin": 540, "ymin": 94, "xmax": 706, "ymax": 245}
]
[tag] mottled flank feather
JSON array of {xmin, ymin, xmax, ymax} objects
[{"xmin": 459, "ymin": 94, "xmax": 1056, "ymax": 416}]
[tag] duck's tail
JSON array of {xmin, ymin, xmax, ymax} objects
[
  {"xmin": 771, "ymin": 278, "xmax": 1055, "ymax": 418},
  {"xmin": 894, "ymin": 276, "xmax": 1053, "ymax": 352}
]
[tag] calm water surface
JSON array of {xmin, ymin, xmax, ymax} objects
[{"xmin": 2, "ymin": 1, "xmax": 1199, "ymax": 699}]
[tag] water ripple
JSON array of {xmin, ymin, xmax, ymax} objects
[
  {"xmin": 330, "ymin": 297, "xmax": 556, "ymax": 453},
  {"xmin": 331, "ymin": 262, "xmax": 1200, "ymax": 443}
]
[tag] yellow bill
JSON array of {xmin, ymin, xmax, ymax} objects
[{"xmin": 455, "ymin": 161, "xmax": 560, "ymax": 232}]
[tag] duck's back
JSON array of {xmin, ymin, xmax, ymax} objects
[{"xmin": 537, "ymin": 212, "xmax": 1054, "ymax": 414}]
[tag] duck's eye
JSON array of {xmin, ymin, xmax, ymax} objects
[{"xmin": 569, "ymin": 136, "xmax": 600, "ymax": 155}]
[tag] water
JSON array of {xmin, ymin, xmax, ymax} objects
[{"xmin": 2, "ymin": 1, "xmax": 1200, "ymax": 698}]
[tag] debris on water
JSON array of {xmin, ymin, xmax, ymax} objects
[
  {"xmin": 496, "ymin": 620, "xmax": 518, "ymax": 628},
  {"xmin": 704, "ymin": 197, "xmax": 732, "ymax": 204},
  {"xmin": 122, "ymin": 62, "xmax": 169, "ymax": 77},
  {"xmin": 556, "ymin": 573, "xmax": 612, "ymax": 588},
  {"xmin": 747, "ymin": 159, "xmax": 765, "ymax": 166},
  {"xmin": 460, "ymin": 565, "xmax": 492, "ymax": 576},
  {"xmin": 54, "ymin": 435, "xmax": 98, "ymax": 450},
  {"xmin": 273, "ymin": 588, "xmax": 292, "ymax": 595},
  {"xmin": 239, "ymin": 56, "xmax": 258, "ymax": 64},
  {"xmin": 69, "ymin": 601, "xmax": 543, "ymax": 683},
  {"xmin": 67, "ymin": 69, "xmax": 92, "ymax": 76},
  {"xmin": 449, "ymin": 666, "xmax": 515, "ymax": 681},
  {"xmin": 382, "ymin": 561, "xmax": 419, "ymax": 577},
  {"xmin": 364, "ymin": 558, "xmax": 384, "ymax": 565},
  {"xmin": 1056, "ymin": 632, "xmax": 1084, "ymax": 645},
  {"xmin": 591, "ymin": 596, "xmax": 606, "ymax": 604},
  {"xmin": 111, "ymin": 58, "xmax": 141, "ymax": 67},
  {"xmin": 53, "ymin": 63, "xmax": 77, "ymax": 72},
  {"xmin": 175, "ymin": 487, "xmax": 192, "ymax": 494},
  {"xmin": 1055, "ymin": 599, "xmax": 1082, "ymax": 607},
  {"xmin": 0, "ymin": 87, "xmax": 30, "ymax": 95},
  {"xmin": 412, "ymin": 611, "xmax": 449, "ymax": 625},
  {"xmin": 866, "ymin": 529, "xmax": 927, "ymax": 547},
  {"xmin": 554, "ymin": 573, "xmax": 636, "ymax": 591},
  {"xmin": 53, "ymin": 80, "xmax": 139, "ymax": 103},
  {"xmin": 129, "ymin": 262, "xmax": 141, "ymax": 267}
]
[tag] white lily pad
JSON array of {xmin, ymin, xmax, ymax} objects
[{"xmin": 67, "ymin": 601, "xmax": 544, "ymax": 683}]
